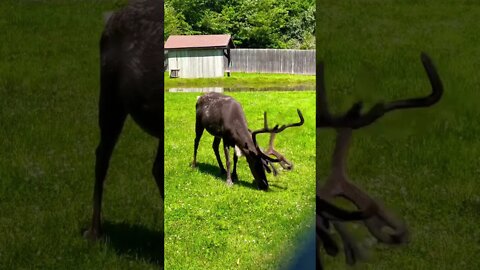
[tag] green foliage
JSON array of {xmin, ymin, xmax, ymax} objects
[
  {"xmin": 164, "ymin": 1, "xmax": 195, "ymax": 38},
  {"xmin": 165, "ymin": 0, "xmax": 315, "ymax": 49}
]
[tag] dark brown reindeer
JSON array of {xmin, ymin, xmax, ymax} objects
[
  {"xmin": 316, "ymin": 52, "xmax": 443, "ymax": 269},
  {"xmin": 84, "ymin": 0, "xmax": 164, "ymax": 240},
  {"xmin": 191, "ymin": 92, "xmax": 304, "ymax": 190}
]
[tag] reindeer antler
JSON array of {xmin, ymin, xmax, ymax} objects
[
  {"xmin": 317, "ymin": 52, "xmax": 443, "ymax": 268},
  {"xmin": 251, "ymin": 109, "xmax": 304, "ymax": 163},
  {"xmin": 258, "ymin": 110, "xmax": 305, "ymax": 173},
  {"xmin": 317, "ymin": 52, "xmax": 443, "ymax": 129}
]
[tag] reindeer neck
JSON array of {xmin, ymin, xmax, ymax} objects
[{"xmin": 232, "ymin": 124, "xmax": 257, "ymax": 154}]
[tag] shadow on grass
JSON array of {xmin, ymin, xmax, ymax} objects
[
  {"xmin": 194, "ymin": 162, "xmax": 258, "ymax": 190},
  {"xmin": 268, "ymin": 182, "xmax": 289, "ymax": 191},
  {"xmin": 194, "ymin": 162, "xmax": 287, "ymax": 191},
  {"xmin": 460, "ymin": 198, "xmax": 480, "ymax": 218},
  {"xmin": 103, "ymin": 221, "xmax": 164, "ymax": 268}
]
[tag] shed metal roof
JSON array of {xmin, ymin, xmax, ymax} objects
[{"xmin": 165, "ymin": 34, "xmax": 234, "ymax": 49}]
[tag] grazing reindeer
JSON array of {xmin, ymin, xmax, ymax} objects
[
  {"xmin": 191, "ymin": 92, "xmax": 304, "ymax": 190},
  {"xmin": 83, "ymin": 0, "xmax": 164, "ymax": 240},
  {"xmin": 316, "ymin": 52, "xmax": 443, "ymax": 269}
]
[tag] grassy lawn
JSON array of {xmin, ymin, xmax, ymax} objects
[
  {"xmin": 318, "ymin": 1, "xmax": 480, "ymax": 269},
  {"xmin": 164, "ymin": 91, "xmax": 315, "ymax": 269},
  {"xmin": 164, "ymin": 72, "xmax": 315, "ymax": 90},
  {"xmin": 0, "ymin": 1, "xmax": 164, "ymax": 269}
]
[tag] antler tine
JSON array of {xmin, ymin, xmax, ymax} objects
[
  {"xmin": 263, "ymin": 111, "xmax": 276, "ymax": 152},
  {"xmin": 317, "ymin": 196, "xmax": 376, "ymax": 221},
  {"xmin": 318, "ymin": 52, "xmax": 443, "ymax": 129},
  {"xmin": 319, "ymin": 128, "xmax": 382, "ymax": 218},
  {"xmin": 275, "ymin": 109, "xmax": 305, "ymax": 132},
  {"xmin": 251, "ymin": 124, "xmax": 279, "ymax": 145},
  {"xmin": 251, "ymin": 109, "xmax": 304, "ymax": 162},
  {"xmin": 318, "ymin": 128, "xmax": 409, "ymax": 264},
  {"xmin": 251, "ymin": 123, "xmax": 281, "ymax": 162},
  {"xmin": 317, "ymin": 193, "xmax": 376, "ymax": 267},
  {"xmin": 263, "ymin": 111, "xmax": 277, "ymax": 154},
  {"xmin": 252, "ymin": 109, "xmax": 304, "ymax": 138}
]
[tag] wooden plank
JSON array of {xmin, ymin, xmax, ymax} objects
[{"xmin": 227, "ymin": 48, "xmax": 315, "ymax": 75}]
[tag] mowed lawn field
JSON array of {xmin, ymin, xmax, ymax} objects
[
  {"xmin": 164, "ymin": 91, "xmax": 315, "ymax": 269},
  {"xmin": 164, "ymin": 72, "xmax": 316, "ymax": 90},
  {"xmin": 317, "ymin": 1, "xmax": 480, "ymax": 269},
  {"xmin": 0, "ymin": 1, "xmax": 165, "ymax": 269}
]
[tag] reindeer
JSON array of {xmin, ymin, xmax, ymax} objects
[
  {"xmin": 83, "ymin": 0, "xmax": 164, "ymax": 240},
  {"xmin": 316, "ymin": 52, "xmax": 443, "ymax": 269},
  {"xmin": 191, "ymin": 92, "xmax": 304, "ymax": 190}
]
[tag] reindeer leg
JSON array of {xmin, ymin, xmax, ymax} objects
[
  {"xmin": 84, "ymin": 90, "xmax": 126, "ymax": 240},
  {"xmin": 232, "ymin": 151, "xmax": 238, "ymax": 182},
  {"xmin": 153, "ymin": 140, "xmax": 164, "ymax": 200},
  {"xmin": 191, "ymin": 120, "xmax": 204, "ymax": 168},
  {"xmin": 212, "ymin": 137, "xmax": 226, "ymax": 175},
  {"xmin": 223, "ymin": 141, "xmax": 233, "ymax": 186}
]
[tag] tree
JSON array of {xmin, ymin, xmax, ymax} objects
[{"xmin": 164, "ymin": 0, "xmax": 315, "ymax": 49}]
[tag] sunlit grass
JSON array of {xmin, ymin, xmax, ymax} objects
[
  {"xmin": 164, "ymin": 72, "xmax": 315, "ymax": 90},
  {"xmin": 164, "ymin": 91, "xmax": 315, "ymax": 269}
]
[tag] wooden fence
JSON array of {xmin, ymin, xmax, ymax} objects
[{"xmin": 226, "ymin": 49, "xmax": 315, "ymax": 75}]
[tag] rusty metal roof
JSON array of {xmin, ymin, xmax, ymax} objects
[{"xmin": 165, "ymin": 34, "xmax": 234, "ymax": 49}]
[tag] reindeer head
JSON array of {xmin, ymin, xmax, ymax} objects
[{"xmin": 248, "ymin": 109, "xmax": 305, "ymax": 190}]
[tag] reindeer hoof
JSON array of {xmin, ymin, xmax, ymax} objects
[
  {"xmin": 256, "ymin": 179, "xmax": 269, "ymax": 191},
  {"xmin": 226, "ymin": 179, "xmax": 234, "ymax": 187},
  {"xmin": 191, "ymin": 162, "xmax": 197, "ymax": 168},
  {"xmin": 83, "ymin": 228, "xmax": 103, "ymax": 241}
]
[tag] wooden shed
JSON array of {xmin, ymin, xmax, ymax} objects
[{"xmin": 164, "ymin": 34, "xmax": 235, "ymax": 78}]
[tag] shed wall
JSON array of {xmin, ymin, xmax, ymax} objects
[{"xmin": 168, "ymin": 49, "xmax": 224, "ymax": 78}]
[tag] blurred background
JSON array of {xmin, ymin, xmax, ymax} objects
[{"xmin": 317, "ymin": 0, "xmax": 480, "ymax": 269}]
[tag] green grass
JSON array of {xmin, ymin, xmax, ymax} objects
[
  {"xmin": 164, "ymin": 91, "xmax": 315, "ymax": 269},
  {"xmin": 0, "ymin": 1, "xmax": 164, "ymax": 269},
  {"xmin": 164, "ymin": 72, "xmax": 315, "ymax": 90},
  {"xmin": 318, "ymin": 1, "xmax": 480, "ymax": 269}
]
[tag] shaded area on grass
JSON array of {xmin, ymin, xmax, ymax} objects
[
  {"xmin": 103, "ymin": 221, "xmax": 164, "ymax": 268},
  {"xmin": 194, "ymin": 162, "xmax": 258, "ymax": 190},
  {"xmin": 194, "ymin": 161, "xmax": 290, "ymax": 191}
]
